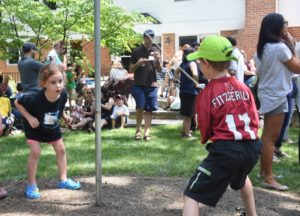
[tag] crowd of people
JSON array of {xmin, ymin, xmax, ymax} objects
[{"xmin": 0, "ymin": 12, "xmax": 300, "ymax": 216}]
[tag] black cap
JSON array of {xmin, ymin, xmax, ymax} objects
[
  {"xmin": 22, "ymin": 42, "xmax": 37, "ymax": 53},
  {"xmin": 143, "ymin": 29, "xmax": 155, "ymax": 39}
]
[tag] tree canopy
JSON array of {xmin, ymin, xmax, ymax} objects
[{"xmin": 0, "ymin": 0, "xmax": 152, "ymax": 60}]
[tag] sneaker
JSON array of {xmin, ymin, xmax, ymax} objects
[
  {"xmin": 58, "ymin": 179, "xmax": 81, "ymax": 190},
  {"xmin": 235, "ymin": 207, "xmax": 246, "ymax": 216},
  {"xmin": 25, "ymin": 184, "xmax": 40, "ymax": 199},
  {"xmin": 273, "ymin": 154, "xmax": 281, "ymax": 163},
  {"xmin": 274, "ymin": 150, "xmax": 291, "ymax": 158}
]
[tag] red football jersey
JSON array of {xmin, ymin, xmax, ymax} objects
[{"xmin": 195, "ymin": 76, "xmax": 259, "ymax": 144}]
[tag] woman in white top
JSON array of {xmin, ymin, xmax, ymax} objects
[{"xmin": 256, "ymin": 13, "xmax": 300, "ymax": 191}]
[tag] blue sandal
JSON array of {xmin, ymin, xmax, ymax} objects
[
  {"xmin": 58, "ymin": 179, "xmax": 81, "ymax": 190},
  {"xmin": 25, "ymin": 184, "xmax": 40, "ymax": 199}
]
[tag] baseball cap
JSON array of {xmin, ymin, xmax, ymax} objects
[
  {"xmin": 187, "ymin": 35, "xmax": 238, "ymax": 62},
  {"xmin": 22, "ymin": 42, "xmax": 37, "ymax": 53},
  {"xmin": 116, "ymin": 94, "xmax": 123, "ymax": 99},
  {"xmin": 143, "ymin": 29, "xmax": 155, "ymax": 39}
]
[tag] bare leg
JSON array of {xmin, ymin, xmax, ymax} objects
[
  {"xmin": 101, "ymin": 119, "xmax": 108, "ymax": 128},
  {"xmin": 52, "ymin": 139, "xmax": 67, "ymax": 181},
  {"xmin": 27, "ymin": 143, "xmax": 41, "ymax": 185},
  {"xmin": 120, "ymin": 116, "xmax": 125, "ymax": 128},
  {"xmin": 111, "ymin": 119, "xmax": 116, "ymax": 129},
  {"xmin": 240, "ymin": 176, "xmax": 257, "ymax": 216},
  {"xmin": 135, "ymin": 108, "xmax": 143, "ymax": 133},
  {"xmin": 144, "ymin": 111, "xmax": 152, "ymax": 137},
  {"xmin": 183, "ymin": 195, "xmax": 199, "ymax": 216},
  {"xmin": 182, "ymin": 116, "xmax": 191, "ymax": 135},
  {"xmin": 260, "ymin": 113, "xmax": 285, "ymax": 187},
  {"xmin": 71, "ymin": 117, "xmax": 93, "ymax": 130}
]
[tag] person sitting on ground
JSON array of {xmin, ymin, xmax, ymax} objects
[
  {"xmin": 0, "ymin": 88, "xmax": 14, "ymax": 135},
  {"xmin": 109, "ymin": 60, "xmax": 128, "ymax": 82},
  {"xmin": 71, "ymin": 89, "xmax": 95, "ymax": 131},
  {"xmin": 100, "ymin": 89, "xmax": 114, "ymax": 129},
  {"xmin": 10, "ymin": 83, "xmax": 24, "ymax": 129},
  {"xmin": 69, "ymin": 96, "xmax": 84, "ymax": 125},
  {"xmin": 0, "ymin": 74, "xmax": 13, "ymax": 98},
  {"xmin": 166, "ymin": 79, "xmax": 180, "ymax": 110},
  {"xmin": 182, "ymin": 35, "xmax": 261, "ymax": 216},
  {"xmin": 111, "ymin": 94, "xmax": 130, "ymax": 129}
]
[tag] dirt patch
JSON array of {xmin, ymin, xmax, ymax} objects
[{"xmin": 0, "ymin": 176, "xmax": 299, "ymax": 215}]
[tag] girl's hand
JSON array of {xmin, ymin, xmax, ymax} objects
[{"xmin": 28, "ymin": 117, "xmax": 40, "ymax": 128}]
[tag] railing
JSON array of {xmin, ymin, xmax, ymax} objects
[{"xmin": 1, "ymin": 72, "xmax": 20, "ymax": 82}]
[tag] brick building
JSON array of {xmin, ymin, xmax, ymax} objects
[{"xmin": 1, "ymin": 0, "xmax": 300, "ymax": 80}]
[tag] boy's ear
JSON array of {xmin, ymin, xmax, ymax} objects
[{"xmin": 200, "ymin": 59, "xmax": 209, "ymax": 67}]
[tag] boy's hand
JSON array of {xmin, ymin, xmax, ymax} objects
[{"xmin": 28, "ymin": 117, "xmax": 40, "ymax": 128}]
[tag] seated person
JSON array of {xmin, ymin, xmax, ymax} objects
[
  {"xmin": 0, "ymin": 89, "xmax": 14, "ymax": 135},
  {"xmin": 166, "ymin": 80, "xmax": 180, "ymax": 110},
  {"xmin": 111, "ymin": 94, "xmax": 129, "ymax": 129},
  {"xmin": 10, "ymin": 83, "xmax": 24, "ymax": 129},
  {"xmin": 71, "ymin": 90, "xmax": 95, "ymax": 130},
  {"xmin": 70, "ymin": 96, "xmax": 84, "ymax": 125},
  {"xmin": 0, "ymin": 74, "xmax": 12, "ymax": 98},
  {"xmin": 100, "ymin": 90, "xmax": 114, "ymax": 128},
  {"xmin": 109, "ymin": 60, "xmax": 128, "ymax": 82}
]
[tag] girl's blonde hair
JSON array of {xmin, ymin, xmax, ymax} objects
[
  {"xmin": 39, "ymin": 63, "xmax": 64, "ymax": 87},
  {"xmin": 111, "ymin": 60, "xmax": 123, "ymax": 70}
]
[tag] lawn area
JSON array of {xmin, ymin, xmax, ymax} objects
[{"xmin": 0, "ymin": 125, "xmax": 299, "ymax": 193}]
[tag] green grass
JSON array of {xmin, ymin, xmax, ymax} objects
[{"xmin": 0, "ymin": 125, "xmax": 299, "ymax": 193}]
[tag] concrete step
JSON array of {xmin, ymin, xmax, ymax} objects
[
  {"xmin": 129, "ymin": 108, "xmax": 182, "ymax": 120},
  {"xmin": 126, "ymin": 119, "xmax": 181, "ymax": 127}
]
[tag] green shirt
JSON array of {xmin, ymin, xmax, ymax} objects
[{"xmin": 66, "ymin": 71, "xmax": 76, "ymax": 90}]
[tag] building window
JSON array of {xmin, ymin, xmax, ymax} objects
[
  {"xmin": 7, "ymin": 47, "xmax": 20, "ymax": 65},
  {"xmin": 179, "ymin": 35, "xmax": 197, "ymax": 47}
]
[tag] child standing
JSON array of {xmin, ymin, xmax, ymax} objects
[
  {"xmin": 15, "ymin": 64, "xmax": 81, "ymax": 199},
  {"xmin": 111, "ymin": 94, "xmax": 129, "ymax": 129},
  {"xmin": 182, "ymin": 35, "xmax": 261, "ymax": 216}
]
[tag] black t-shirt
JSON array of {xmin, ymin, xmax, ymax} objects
[
  {"xmin": 130, "ymin": 44, "xmax": 158, "ymax": 86},
  {"xmin": 18, "ymin": 90, "xmax": 67, "ymax": 142}
]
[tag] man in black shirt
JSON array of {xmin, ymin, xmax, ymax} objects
[{"xmin": 130, "ymin": 29, "xmax": 162, "ymax": 141}]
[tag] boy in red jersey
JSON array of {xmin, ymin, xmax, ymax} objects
[{"xmin": 183, "ymin": 35, "xmax": 261, "ymax": 216}]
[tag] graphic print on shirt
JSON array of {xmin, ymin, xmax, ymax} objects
[{"xmin": 43, "ymin": 111, "xmax": 59, "ymax": 126}]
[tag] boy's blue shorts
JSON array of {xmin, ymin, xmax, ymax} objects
[
  {"xmin": 184, "ymin": 139, "xmax": 261, "ymax": 207},
  {"xmin": 132, "ymin": 86, "xmax": 158, "ymax": 112}
]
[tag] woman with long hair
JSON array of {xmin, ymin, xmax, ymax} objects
[{"xmin": 256, "ymin": 13, "xmax": 300, "ymax": 190}]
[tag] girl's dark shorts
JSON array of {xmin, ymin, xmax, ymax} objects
[
  {"xmin": 184, "ymin": 140, "xmax": 261, "ymax": 207},
  {"xmin": 180, "ymin": 93, "xmax": 196, "ymax": 117}
]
